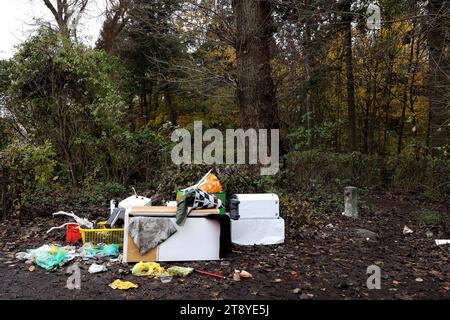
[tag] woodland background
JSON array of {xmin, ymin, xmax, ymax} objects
[{"xmin": 0, "ymin": 0, "xmax": 448, "ymax": 231}]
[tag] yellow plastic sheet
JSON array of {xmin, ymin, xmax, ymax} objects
[
  {"xmin": 131, "ymin": 262, "xmax": 167, "ymax": 277},
  {"xmin": 109, "ymin": 279, "xmax": 139, "ymax": 290},
  {"xmin": 167, "ymin": 266, "xmax": 194, "ymax": 277}
]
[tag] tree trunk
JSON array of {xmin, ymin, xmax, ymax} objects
[
  {"xmin": 164, "ymin": 91, "xmax": 177, "ymax": 125},
  {"xmin": 342, "ymin": 0, "xmax": 357, "ymax": 151},
  {"xmin": 140, "ymin": 81, "xmax": 147, "ymax": 127},
  {"xmin": 398, "ymin": 30, "xmax": 416, "ymax": 155},
  {"xmin": 232, "ymin": 0, "xmax": 279, "ymax": 130},
  {"xmin": 427, "ymin": 0, "xmax": 450, "ymax": 153},
  {"xmin": 98, "ymin": 0, "xmax": 131, "ymax": 54}
]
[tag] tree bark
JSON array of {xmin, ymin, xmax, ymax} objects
[
  {"xmin": 232, "ymin": 0, "xmax": 279, "ymax": 130},
  {"xmin": 164, "ymin": 91, "xmax": 177, "ymax": 125},
  {"xmin": 398, "ymin": 29, "xmax": 416, "ymax": 155},
  {"xmin": 98, "ymin": 0, "xmax": 131, "ymax": 54},
  {"xmin": 342, "ymin": 0, "xmax": 357, "ymax": 151}
]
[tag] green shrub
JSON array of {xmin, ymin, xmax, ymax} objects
[
  {"xmin": 416, "ymin": 209, "xmax": 450, "ymax": 227},
  {"xmin": 285, "ymin": 150, "xmax": 450, "ymax": 203},
  {"xmin": 0, "ymin": 141, "xmax": 57, "ymax": 218}
]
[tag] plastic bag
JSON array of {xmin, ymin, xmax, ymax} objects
[
  {"xmin": 88, "ymin": 263, "xmax": 107, "ymax": 273},
  {"xmin": 27, "ymin": 245, "xmax": 69, "ymax": 271},
  {"xmin": 131, "ymin": 262, "xmax": 167, "ymax": 277},
  {"xmin": 167, "ymin": 266, "xmax": 194, "ymax": 277},
  {"xmin": 109, "ymin": 279, "xmax": 138, "ymax": 290},
  {"xmin": 81, "ymin": 243, "xmax": 119, "ymax": 259},
  {"xmin": 198, "ymin": 173, "xmax": 222, "ymax": 194},
  {"xmin": 182, "ymin": 170, "xmax": 222, "ymax": 194}
]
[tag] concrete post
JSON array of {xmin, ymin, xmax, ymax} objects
[{"xmin": 342, "ymin": 186, "xmax": 358, "ymax": 218}]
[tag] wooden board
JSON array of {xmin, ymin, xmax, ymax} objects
[
  {"xmin": 126, "ymin": 234, "xmax": 157, "ymax": 262},
  {"xmin": 130, "ymin": 206, "xmax": 219, "ymax": 216}
]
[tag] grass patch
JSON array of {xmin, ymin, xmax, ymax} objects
[{"xmin": 416, "ymin": 209, "xmax": 450, "ymax": 227}]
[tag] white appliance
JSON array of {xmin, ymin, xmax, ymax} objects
[
  {"xmin": 230, "ymin": 193, "xmax": 284, "ymax": 246},
  {"xmin": 231, "ymin": 193, "xmax": 279, "ymax": 219},
  {"xmin": 123, "ymin": 207, "xmax": 221, "ymax": 263}
]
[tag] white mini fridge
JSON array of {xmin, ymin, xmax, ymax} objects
[{"xmin": 230, "ymin": 194, "xmax": 285, "ymax": 246}]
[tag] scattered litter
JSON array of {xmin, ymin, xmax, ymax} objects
[
  {"xmin": 131, "ymin": 263, "xmax": 198, "ymax": 279},
  {"xmin": 88, "ymin": 263, "xmax": 107, "ymax": 274},
  {"xmin": 181, "ymin": 169, "xmax": 223, "ymax": 194},
  {"xmin": 118, "ymin": 268, "xmax": 128, "ymax": 275},
  {"xmin": 109, "ymin": 254, "xmax": 122, "ymax": 264},
  {"xmin": 132, "ymin": 262, "xmax": 167, "ymax": 277},
  {"xmin": 198, "ymin": 172, "xmax": 223, "ymax": 194},
  {"xmin": 233, "ymin": 270, "xmax": 241, "ymax": 282},
  {"xmin": 81, "ymin": 243, "xmax": 119, "ymax": 259},
  {"xmin": 240, "ymin": 270, "xmax": 253, "ymax": 279},
  {"xmin": 274, "ymin": 278, "xmax": 282, "ymax": 282},
  {"xmin": 325, "ymin": 223, "xmax": 336, "ymax": 230},
  {"xmin": 160, "ymin": 275, "xmax": 173, "ymax": 283},
  {"xmin": 425, "ymin": 231, "xmax": 434, "ymax": 238},
  {"xmin": 28, "ymin": 265, "xmax": 36, "ymax": 272},
  {"xmin": 109, "ymin": 279, "xmax": 138, "ymax": 290},
  {"xmin": 195, "ymin": 269, "xmax": 225, "ymax": 279},
  {"xmin": 26, "ymin": 245, "xmax": 72, "ymax": 270},
  {"xmin": 292, "ymin": 288, "xmax": 301, "ymax": 294},
  {"xmin": 403, "ymin": 225, "xmax": 413, "ymax": 235},
  {"xmin": 167, "ymin": 266, "xmax": 194, "ymax": 277},
  {"xmin": 117, "ymin": 189, "xmax": 152, "ymax": 211},
  {"xmin": 220, "ymin": 260, "xmax": 230, "ymax": 267},
  {"xmin": 66, "ymin": 223, "xmax": 82, "ymax": 243},
  {"xmin": 415, "ymin": 277, "xmax": 424, "ymax": 282},
  {"xmin": 176, "ymin": 189, "xmax": 224, "ymax": 226},
  {"xmin": 300, "ymin": 293, "xmax": 314, "ymax": 300},
  {"xmin": 47, "ymin": 211, "xmax": 94, "ymax": 234},
  {"xmin": 435, "ymin": 240, "xmax": 450, "ymax": 246},
  {"xmin": 15, "ymin": 252, "xmax": 31, "ymax": 261}
]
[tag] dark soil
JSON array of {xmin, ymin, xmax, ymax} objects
[{"xmin": 0, "ymin": 193, "xmax": 449, "ymax": 300}]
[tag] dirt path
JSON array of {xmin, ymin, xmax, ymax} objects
[{"xmin": 0, "ymin": 193, "xmax": 449, "ymax": 300}]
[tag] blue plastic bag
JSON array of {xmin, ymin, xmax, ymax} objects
[
  {"xmin": 27, "ymin": 245, "xmax": 69, "ymax": 271},
  {"xmin": 82, "ymin": 244, "xmax": 119, "ymax": 259}
]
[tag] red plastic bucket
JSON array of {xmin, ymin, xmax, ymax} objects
[{"xmin": 66, "ymin": 223, "xmax": 81, "ymax": 243}]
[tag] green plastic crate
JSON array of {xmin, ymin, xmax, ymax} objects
[{"xmin": 176, "ymin": 189, "xmax": 226, "ymax": 214}]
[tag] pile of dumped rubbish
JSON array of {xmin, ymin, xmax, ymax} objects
[
  {"xmin": 15, "ymin": 243, "xmax": 120, "ymax": 272},
  {"xmin": 12, "ymin": 170, "xmax": 281, "ymax": 290}
]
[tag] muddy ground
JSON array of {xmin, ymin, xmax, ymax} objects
[{"xmin": 0, "ymin": 193, "xmax": 449, "ymax": 300}]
